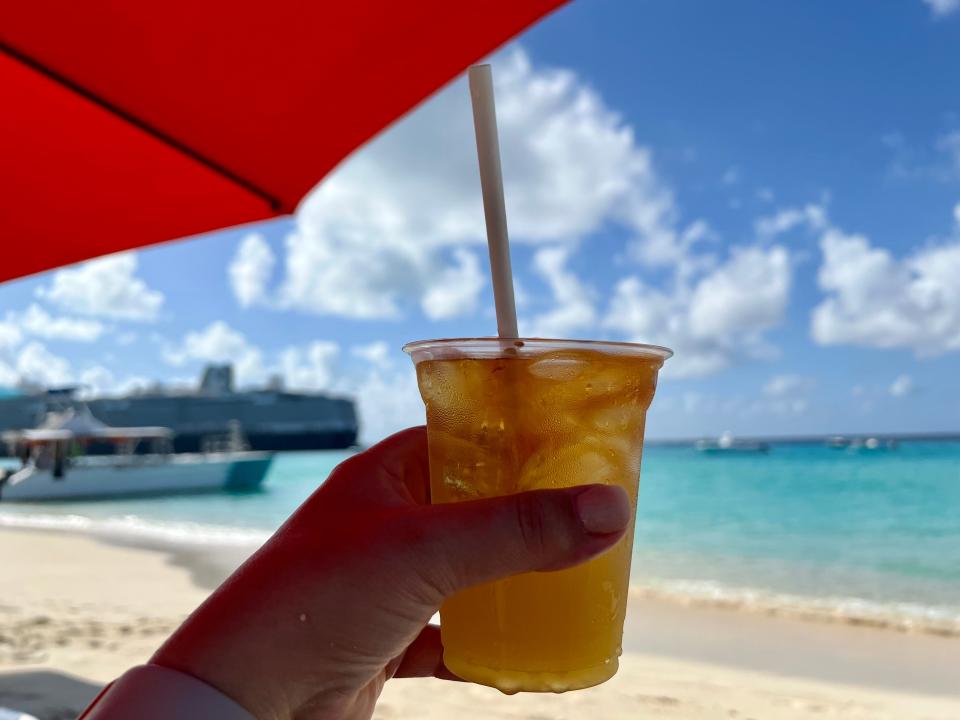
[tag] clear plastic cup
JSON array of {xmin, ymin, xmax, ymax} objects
[{"xmin": 404, "ymin": 338, "xmax": 671, "ymax": 693}]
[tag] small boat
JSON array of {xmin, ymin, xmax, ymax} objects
[
  {"xmin": 0, "ymin": 407, "xmax": 272, "ymax": 502},
  {"xmin": 695, "ymin": 431, "xmax": 770, "ymax": 454},
  {"xmin": 826, "ymin": 435, "xmax": 850, "ymax": 449},
  {"xmin": 847, "ymin": 437, "xmax": 899, "ymax": 453}
]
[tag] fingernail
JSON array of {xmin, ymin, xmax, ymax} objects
[{"xmin": 575, "ymin": 485, "xmax": 631, "ymax": 535}]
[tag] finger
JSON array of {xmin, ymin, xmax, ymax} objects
[
  {"xmin": 405, "ymin": 483, "xmax": 632, "ymax": 599},
  {"xmin": 374, "ymin": 426, "xmax": 430, "ymax": 505},
  {"xmin": 325, "ymin": 426, "xmax": 430, "ymax": 507},
  {"xmin": 391, "ymin": 625, "xmax": 462, "ymax": 681}
]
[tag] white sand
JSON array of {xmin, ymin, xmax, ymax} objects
[
  {"xmin": 1, "ymin": 528, "xmax": 958, "ymax": 720},
  {"xmin": 376, "ymin": 657, "xmax": 960, "ymax": 720}
]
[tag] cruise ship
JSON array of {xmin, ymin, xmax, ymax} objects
[{"xmin": 0, "ymin": 365, "xmax": 358, "ymax": 455}]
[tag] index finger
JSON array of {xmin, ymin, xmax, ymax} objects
[{"xmin": 325, "ymin": 426, "xmax": 431, "ymax": 508}]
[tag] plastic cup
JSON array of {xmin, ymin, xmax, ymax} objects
[{"xmin": 404, "ymin": 338, "xmax": 671, "ymax": 693}]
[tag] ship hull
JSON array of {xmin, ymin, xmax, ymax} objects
[
  {"xmin": 171, "ymin": 430, "xmax": 358, "ymax": 454},
  {"xmin": 0, "ymin": 390, "xmax": 359, "ymax": 456}
]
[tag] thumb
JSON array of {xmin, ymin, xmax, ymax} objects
[{"xmin": 407, "ymin": 484, "xmax": 632, "ymax": 599}]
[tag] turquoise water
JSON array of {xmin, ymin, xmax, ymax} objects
[
  {"xmin": 632, "ymin": 442, "xmax": 960, "ymax": 630},
  {"xmin": 2, "ymin": 442, "xmax": 958, "ymax": 629}
]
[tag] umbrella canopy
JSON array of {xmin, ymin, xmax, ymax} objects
[{"xmin": 0, "ymin": 1, "xmax": 566, "ymax": 283}]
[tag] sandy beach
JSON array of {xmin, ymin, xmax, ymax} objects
[{"xmin": 2, "ymin": 528, "xmax": 958, "ymax": 720}]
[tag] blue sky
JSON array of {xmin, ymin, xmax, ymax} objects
[{"xmin": 2, "ymin": 0, "xmax": 960, "ymax": 442}]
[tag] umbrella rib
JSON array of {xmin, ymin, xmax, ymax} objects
[{"xmin": 1, "ymin": 40, "xmax": 283, "ymax": 212}]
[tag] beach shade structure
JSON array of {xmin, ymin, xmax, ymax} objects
[{"xmin": 0, "ymin": 1, "xmax": 566, "ymax": 284}]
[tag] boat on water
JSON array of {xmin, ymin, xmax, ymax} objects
[
  {"xmin": 825, "ymin": 435, "xmax": 899, "ymax": 452},
  {"xmin": 695, "ymin": 431, "xmax": 770, "ymax": 454},
  {"xmin": 847, "ymin": 437, "xmax": 899, "ymax": 453},
  {"xmin": 0, "ymin": 407, "xmax": 273, "ymax": 502}
]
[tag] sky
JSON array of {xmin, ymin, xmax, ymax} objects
[{"xmin": 2, "ymin": 0, "xmax": 960, "ymax": 443}]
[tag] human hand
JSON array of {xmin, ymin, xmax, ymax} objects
[{"xmin": 152, "ymin": 426, "xmax": 632, "ymax": 720}]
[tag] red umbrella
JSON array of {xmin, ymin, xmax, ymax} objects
[{"xmin": 0, "ymin": 1, "xmax": 566, "ymax": 283}]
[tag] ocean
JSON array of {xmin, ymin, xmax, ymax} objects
[{"xmin": 2, "ymin": 441, "xmax": 959, "ymax": 634}]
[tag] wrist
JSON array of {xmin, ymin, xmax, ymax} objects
[
  {"xmin": 150, "ymin": 589, "xmax": 294, "ymax": 720},
  {"xmin": 80, "ymin": 664, "xmax": 257, "ymax": 719},
  {"xmin": 151, "ymin": 644, "xmax": 283, "ymax": 720}
]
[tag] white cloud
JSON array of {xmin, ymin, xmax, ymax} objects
[
  {"xmin": 351, "ymin": 341, "xmax": 392, "ymax": 369},
  {"xmin": 9, "ymin": 303, "xmax": 105, "ymax": 342},
  {"xmin": 164, "ymin": 321, "xmax": 265, "ymax": 385},
  {"xmin": 76, "ymin": 366, "xmax": 166, "ymax": 399},
  {"xmin": 279, "ymin": 340, "xmax": 423, "ymax": 445},
  {"xmin": 811, "ymin": 227, "xmax": 960, "ymax": 355},
  {"xmin": 889, "ymin": 374, "xmax": 915, "ymax": 397},
  {"xmin": 15, "ymin": 342, "xmax": 73, "ymax": 387},
  {"xmin": 689, "ymin": 246, "xmax": 790, "ymax": 338},
  {"xmin": 77, "ymin": 366, "xmax": 116, "ymax": 398},
  {"xmin": 112, "ymin": 376, "xmax": 154, "ymax": 397},
  {"xmin": 755, "ymin": 203, "xmax": 827, "ymax": 240},
  {"xmin": 278, "ymin": 341, "xmax": 341, "ymax": 391},
  {"xmin": 161, "ymin": 320, "xmax": 368, "ymax": 402},
  {"xmin": 266, "ymin": 48, "xmax": 684, "ymax": 320},
  {"xmin": 165, "ymin": 322, "xmax": 247, "ymax": 363},
  {"xmin": 36, "ymin": 253, "xmax": 164, "ymax": 321},
  {"xmin": 756, "ymin": 187, "xmax": 775, "ymax": 203},
  {"xmin": 885, "ymin": 130, "xmax": 960, "ymax": 181},
  {"xmin": 420, "ymin": 249, "xmax": 485, "ymax": 320},
  {"xmin": 0, "ymin": 336, "xmax": 77, "ymax": 388},
  {"xmin": 604, "ymin": 244, "xmax": 791, "ymax": 378},
  {"xmin": 329, "ymin": 351, "xmax": 424, "ymax": 445},
  {"xmin": 229, "ymin": 233, "xmax": 276, "ymax": 308},
  {"xmin": 924, "ymin": 0, "xmax": 960, "ymax": 17},
  {"xmin": 763, "ymin": 374, "xmax": 815, "ymax": 397},
  {"xmin": 348, "ymin": 366, "xmax": 424, "ymax": 445},
  {"xmin": 0, "ymin": 321, "xmax": 23, "ymax": 352},
  {"xmin": 0, "ymin": 362, "xmax": 17, "ymax": 387},
  {"xmin": 523, "ymin": 246, "xmax": 597, "ymax": 338}
]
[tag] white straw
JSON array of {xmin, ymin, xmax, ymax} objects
[{"xmin": 468, "ymin": 64, "xmax": 519, "ymax": 339}]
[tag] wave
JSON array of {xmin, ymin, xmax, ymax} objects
[
  {"xmin": 4, "ymin": 510, "xmax": 959, "ymax": 638},
  {"xmin": 630, "ymin": 579, "xmax": 960, "ymax": 637},
  {"xmin": 0, "ymin": 511, "xmax": 270, "ymax": 548}
]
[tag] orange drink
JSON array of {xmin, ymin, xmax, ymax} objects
[{"xmin": 404, "ymin": 338, "xmax": 670, "ymax": 693}]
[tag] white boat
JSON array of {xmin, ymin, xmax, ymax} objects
[
  {"xmin": 0, "ymin": 408, "xmax": 273, "ymax": 502},
  {"xmin": 847, "ymin": 437, "xmax": 899, "ymax": 453},
  {"xmin": 695, "ymin": 431, "xmax": 770, "ymax": 454}
]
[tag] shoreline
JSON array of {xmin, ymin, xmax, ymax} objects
[
  {"xmin": 3, "ymin": 514, "xmax": 959, "ymax": 637},
  {"xmin": 98, "ymin": 529, "xmax": 960, "ymax": 698},
  {"xmin": 629, "ymin": 584, "xmax": 960, "ymax": 638},
  {"xmin": 1, "ymin": 527, "xmax": 958, "ymax": 719}
]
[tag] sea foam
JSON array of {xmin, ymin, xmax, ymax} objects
[
  {"xmin": 630, "ymin": 579, "xmax": 960, "ymax": 637},
  {"xmin": 0, "ymin": 511, "xmax": 269, "ymax": 548}
]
